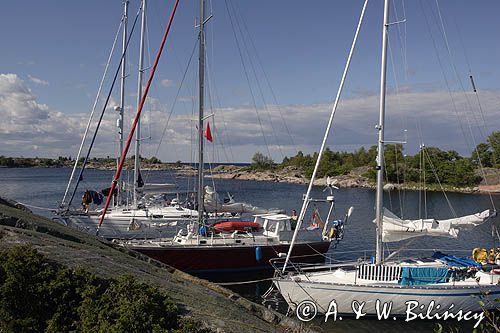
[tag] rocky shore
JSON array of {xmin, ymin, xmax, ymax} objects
[
  {"xmin": 201, "ymin": 165, "xmax": 500, "ymax": 194},
  {"xmin": 72, "ymin": 162, "xmax": 500, "ymax": 193},
  {"xmin": 0, "ymin": 196, "xmax": 308, "ymax": 333},
  {"xmin": 4, "ymin": 158, "xmax": 500, "ymax": 193}
]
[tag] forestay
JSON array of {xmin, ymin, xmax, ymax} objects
[{"xmin": 379, "ymin": 208, "xmax": 494, "ymax": 242}]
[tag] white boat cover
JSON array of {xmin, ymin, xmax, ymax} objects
[
  {"xmin": 379, "ymin": 209, "xmax": 494, "ymax": 242},
  {"xmin": 203, "ymin": 186, "xmax": 281, "ymax": 214},
  {"xmin": 139, "ymin": 183, "xmax": 177, "ymax": 194}
]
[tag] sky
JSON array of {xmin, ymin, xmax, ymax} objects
[{"xmin": 1, "ymin": 0, "xmax": 499, "ymax": 163}]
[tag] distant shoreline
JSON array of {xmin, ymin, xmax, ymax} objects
[
  {"xmin": 3, "ymin": 163, "xmax": 499, "ymax": 194},
  {"xmin": 201, "ymin": 165, "xmax": 500, "ymax": 195}
]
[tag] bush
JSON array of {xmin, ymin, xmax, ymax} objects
[
  {"xmin": 251, "ymin": 152, "xmax": 274, "ymax": 170},
  {"xmin": 0, "ymin": 245, "xmax": 211, "ymax": 333}
]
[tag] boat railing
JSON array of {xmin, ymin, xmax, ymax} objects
[{"xmin": 272, "ymin": 248, "xmax": 476, "ymax": 279}]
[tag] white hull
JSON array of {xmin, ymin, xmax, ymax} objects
[
  {"xmin": 276, "ymin": 278, "xmax": 500, "ymax": 315},
  {"xmin": 54, "ymin": 205, "xmax": 234, "ymax": 239}
]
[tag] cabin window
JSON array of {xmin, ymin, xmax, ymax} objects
[
  {"xmin": 254, "ymin": 216, "xmax": 265, "ymax": 226},
  {"xmin": 282, "ymin": 220, "xmax": 291, "ymax": 231},
  {"xmin": 278, "ymin": 222, "xmax": 286, "ymax": 232},
  {"xmin": 152, "ymin": 215, "xmax": 163, "ymax": 218},
  {"xmin": 199, "ymin": 240, "xmax": 207, "ymax": 244},
  {"xmin": 266, "ymin": 220, "xmax": 278, "ymax": 232}
]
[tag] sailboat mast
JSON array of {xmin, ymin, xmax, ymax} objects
[
  {"xmin": 118, "ymin": 0, "xmax": 129, "ymax": 206},
  {"xmin": 197, "ymin": 0, "xmax": 206, "ymax": 226},
  {"xmin": 375, "ymin": 0, "xmax": 390, "ymax": 265},
  {"xmin": 281, "ymin": 0, "xmax": 369, "ymax": 273},
  {"xmin": 134, "ymin": 0, "xmax": 147, "ymax": 207}
]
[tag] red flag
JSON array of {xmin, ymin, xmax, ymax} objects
[{"xmin": 204, "ymin": 122, "xmax": 213, "ymax": 142}]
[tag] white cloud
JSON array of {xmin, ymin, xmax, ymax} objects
[
  {"xmin": 160, "ymin": 79, "xmax": 174, "ymax": 88},
  {"xmin": 27, "ymin": 74, "xmax": 49, "ymax": 86},
  {"xmin": 185, "ymin": 89, "xmax": 500, "ymax": 161},
  {"xmin": 0, "ymin": 73, "xmax": 117, "ymax": 157},
  {"xmin": 2, "ymin": 72, "xmax": 500, "ymax": 163}
]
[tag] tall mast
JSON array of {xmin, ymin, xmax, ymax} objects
[
  {"xmin": 375, "ymin": 0, "xmax": 390, "ymax": 264},
  {"xmin": 134, "ymin": 0, "xmax": 146, "ymax": 207},
  {"xmin": 197, "ymin": 0, "xmax": 206, "ymax": 226},
  {"xmin": 117, "ymin": 0, "xmax": 129, "ymax": 206},
  {"xmin": 282, "ymin": 0, "xmax": 369, "ymax": 272}
]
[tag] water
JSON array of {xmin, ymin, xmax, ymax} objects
[{"xmin": 1, "ymin": 167, "xmax": 498, "ymax": 331}]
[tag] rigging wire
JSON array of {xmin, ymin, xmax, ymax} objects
[
  {"xmin": 142, "ymin": 40, "xmax": 199, "ymax": 189},
  {"xmin": 391, "ymin": 0, "xmax": 408, "ymax": 79},
  {"xmin": 282, "ymin": 0, "xmax": 369, "ymax": 272},
  {"xmin": 98, "ymin": 0, "xmax": 181, "ymax": 231},
  {"xmin": 204, "ymin": 55, "xmax": 236, "ymax": 163},
  {"xmin": 60, "ymin": 18, "xmax": 124, "ymax": 208},
  {"xmin": 433, "ymin": 0, "xmax": 496, "ymax": 211},
  {"xmin": 205, "ymin": 56, "xmax": 232, "ymax": 164},
  {"xmin": 233, "ymin": 4, "xmax": 297, "ymax": 156},
  {"xmin": 433, "ymin": 0, "xmax": 483, "ymax": 131},
  {"xmin": 422, "ymin": 147, "xmax": 457, "ymax": 218},
  {"xmin": 206, "ymin": 1, "xmax": 237, "ymax": 164},
  {"xmin": 223, "ymin": 0, "xmax": 272, "ymax": 159},
  {"xmin": 420, "ymin": 0, "xmax": 486, "ymax": 215},
  {"xmin": 387, "ymin": 36, "xmax": 407, "ymax": 218},
  {"xmin": 146, "ymin": 1, "xmax": 187, "ymax": 185},
  {"xmin": 453, "ymin": 16, "xmax": 498, "ymax": 209},
  {"xmin": 66, "ymin": 5, "xmax": 143, "ymax": 209},
  {"xmin": 452, "ymin": 18, "xmax": 489, "ymax": 130},
  {"xmin": 203, "ymin": 7, "xmax": 236, "ymax": 165},
  {"xmin": 419, "ymin": 1, "xmax": 470, "ymax": 151},
  {"xmin": 228, "ymin": 1, "xmax": 285, "ymax": 160},
  {"xmin": 449, "ymin": 11, "xmax": 499, "ymax": 245},
  {"xmin": 415, "ymin": 122, "xmax": 428, "ymax": 220}
]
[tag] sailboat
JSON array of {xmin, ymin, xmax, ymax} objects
[
  {"xmin": 54, "ymin": 0, "xmax": 274, "ymax": 240},
  {"xmin": 56, "ymin": 0, "xmax": 346, "ymax": 276},
  {"xmin": 272, "ymin": 0, "xmax": 499, "ymax": 317}
]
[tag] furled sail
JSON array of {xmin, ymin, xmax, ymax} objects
[
  {"xmin": 203, "ymin": 186, "xmax": 282, "ymax": 214},
  {"xmin": 379, "ymin": 209, "xmax": 494, "ymax": 242}
]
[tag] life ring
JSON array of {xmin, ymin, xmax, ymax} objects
[{"xmin": 472, "ymin": 248, "xmax": 488, "ymax": 263}]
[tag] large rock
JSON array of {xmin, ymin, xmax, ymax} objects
[{"xmin": 0, "ymin": 197, "xmax": 312, "ymax": 333}]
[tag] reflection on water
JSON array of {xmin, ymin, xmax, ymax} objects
[{"xmin": 1, "ymin": 167, "xmax": 498, "ymax": 332}]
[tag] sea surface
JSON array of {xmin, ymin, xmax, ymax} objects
[{"xmin": 1, "ymin": 167, "xmax": 498, "ymax": 332}]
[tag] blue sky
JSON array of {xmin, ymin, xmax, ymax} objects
[{"xmin": 1, "ymin": 0, "xmax": 500, "ymax": 162}]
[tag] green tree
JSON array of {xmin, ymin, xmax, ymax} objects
[
  {"xmin": 487, "ymin": 131, "xmax": 500, "ymax": 167},
  {"xmin": 149, "ymin": 156, "xmax": 162, "ymax": 164},
  {"xmin": 0, "ymin": 246, "xmax": 212, "ymax": 333},
  {"xmin": 78, "ymin": 275, "xmax": 180, "ymax": 333},
  {"xmin": 471, "ymin": 142, "xmax": 492, "ymax": 168},
  {"xmin": 251, "ymin": 152, "xmax": 274, "ymax": 170}
]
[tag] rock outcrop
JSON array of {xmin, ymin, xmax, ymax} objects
[{"xmin": 0, "ymin": 197, "xmax": 311, "ymax": 333}]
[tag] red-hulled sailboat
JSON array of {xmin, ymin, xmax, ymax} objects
[{"xmin": 92, "ymin": 0, "xmax": 352, "ymax": 279}]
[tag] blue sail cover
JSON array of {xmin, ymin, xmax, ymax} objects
[
  {"xmin": 432, "ymin": 251, "xmax": 481, "ymax": 268},
  {"xmin": 399, "ymin": 267, "xmax": 450, "ymax": 285}
]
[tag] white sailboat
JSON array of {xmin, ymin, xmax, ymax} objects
[
  {"xmin": 112, "ymin": 0, "xmax": 350, "ymax": 276},
  {"xmin": 55, "ymin": 0, "xmax": 346, "ymax": 277},
  {"xmin": 273, "ymin": 0, "xmax": 499, "ymax": 318},
  {"xmin": 55, "ymin": 0, "xmax": 273, "ymax": 240}
]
